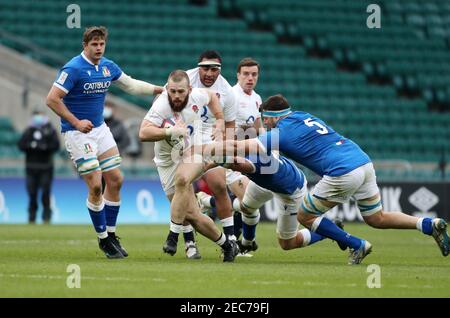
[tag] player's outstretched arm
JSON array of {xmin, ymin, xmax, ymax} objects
[
  {"xmin": 115, "ymin": 73, "xmax": 164, "ymax": 95},
  {"xmin": 203, "ymin": 138, "xmax": 261, "ymax": 162},
  {"xmin": 139, "ymin": 119, "xmax": 187, "ymax": 142},
  {"xmin": 231, "ymin": 139, "xmax": 261, "ymax": 157},
  {"xmin": 224, "ymin": 157, "xmax": 255, "ymax": 174},
  {"xmin": 203, "ymin": 155, "xmax": 253, "ymax": 175},
  {"xmin": 46, "ymin": 86, "xmax": 93, "ymax": 133}
]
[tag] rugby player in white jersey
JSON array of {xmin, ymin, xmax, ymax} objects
[
  {"xmin": 139, "ymin": 70, "xmax": 239, "ymax": 262},
  {"xmin": 197, "ymin": 58, "xmax": 263, "ymax": 244},
  {"xmin": 184, "ymin": 50, "xmax": 238, "ymax": 246},
  {"xmin": 46, "ymin": 26, "xmax": 163, "ymax": 259}
]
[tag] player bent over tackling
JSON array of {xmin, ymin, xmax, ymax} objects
[
  {"xmin": 201, "ymin": 137, "xmax": 365, "ymax": 264},
  {"xmin": 210, "ymin": 94, "xmax": 450, "ymax": 264}
]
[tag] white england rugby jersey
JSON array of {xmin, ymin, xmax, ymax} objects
[
  {"xmin": 186, "ymin": 67, "xmax": 237, "ymax": 143},
  {"xmin": 144, "ymin": 88, "xmax": 209, "ymax": 167},
  {"xmin": 232, "ymin": 84, "xmax": 262, "ymax": 127}
]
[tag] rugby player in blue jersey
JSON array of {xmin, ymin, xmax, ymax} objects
[
  {"xmin": 46, "ymin": 26, "xmax": 163, "ymax": 259},
  {"xmin": 204, "ymin": 146, "xmax": 347, "ymax": 254},
  {"xmin": 255, "ymin": 94, "xmax": 449, "ymax": 263},
  {"xmin": 208, "ymin": 94, "xmax": 450, "ymax": 264}
]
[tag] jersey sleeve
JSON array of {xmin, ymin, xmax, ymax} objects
[
  {"xmin": 109, "ymin": 62, "xmax": 123, "ymax": 81},
  {"xmin": 223, "ymin": 86, "xmax": 237, "ymax": 122},
  {"xmin": 257, "ymin": 129, "xmax": 280, "ymax": 154},
  {"xmin": 255, "ymin": 94, "xmax": 262, "ymax": 119},
  {"xmin": 196, "ymin": 88, "xmax": 211, "ymax": 105},
  {"xmin": 53, "ymin": 66, "xmax": 78, "ymax": 94},
  {"xmin": 144, "ymin": 97, "xmax": 168, "ymax": 127}
]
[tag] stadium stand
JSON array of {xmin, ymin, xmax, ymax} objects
[
  {"xmin": 0, "ymin": 0, "xmax": 449, "ymax": 179},
  {"xmin": 0, "ymin": 117, "xmax": 21, "ymax": 159}
]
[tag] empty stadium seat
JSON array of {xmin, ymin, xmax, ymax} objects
[{"xmin": 1, "ymin": 0, "xmax": 449, "ymax": 164}]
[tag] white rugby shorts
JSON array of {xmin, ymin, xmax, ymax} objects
[
  {"xmin": 243, "ymin": 180, "xmax": 307, "ymax": 240},
  {"xmin": 311, "ymin": 162, "xmax": 379, "ymax": 204},
  {"xmin": 156, "ymin": 163, "xmax": 178, "ymax": 195},
  {"xmin": 63, "ymin": 123, "xmax": 117, "ymax": 167}
]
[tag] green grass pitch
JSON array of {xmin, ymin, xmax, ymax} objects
[{"xmin": 0, "ymin": 223, "xmax": 449, "ymax": 297}]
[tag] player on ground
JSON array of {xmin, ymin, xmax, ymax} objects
[
  {"xmin": 203, "ymin": 145, "xmax": 347, "ymax": 253},
  {"xmin": 251, "ymin": 94, "xmax": 449, "ymax": 263},
  {"xmin": 138, "ymin": 70, "xmax": 239, "ymax": 262},
  {"xmin": 46, "ymin": 26, "xmax": 163, "ymax": 259}
]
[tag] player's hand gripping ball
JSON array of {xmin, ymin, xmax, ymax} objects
[{"xmin": 161, "ymin": 117, "xmax": 190, "ymax": 153}]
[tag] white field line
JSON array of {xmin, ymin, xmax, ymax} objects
[{"xmin": 0, "ymin": 273, "xmax": 166, "ymax": 283}]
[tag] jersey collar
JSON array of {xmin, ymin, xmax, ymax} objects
[
  {"xmin": 81, "ymin": 52, "xmax": 100, "ymax": 71},
  {"xmin": 81, "ymin": 52, "xmax": 95, "ymax": 65},
  {"xmin": 236, "ymin": 83, "xmax": 253, "ymax": 96}
]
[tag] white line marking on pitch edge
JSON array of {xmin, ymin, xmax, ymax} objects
[{"xmin": 0, "ymin": 273, "xmax": 166, "ymax": 283}]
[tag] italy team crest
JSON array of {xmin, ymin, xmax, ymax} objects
[
  {"xmin": 102, "ymin": 66, "xmax": 111, "ymax": 77},
  {"xmin": 84, "ymin": 143, "xmax": 93, "ymax": 154}
]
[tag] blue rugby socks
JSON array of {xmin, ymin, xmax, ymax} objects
[{"xmin": 312, "ymin": 216, "xmax": 362, "ymax": 250}]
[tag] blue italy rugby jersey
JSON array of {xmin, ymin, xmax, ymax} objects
[
  {"xmin": 53, "ymin": 52, "xmax": 122, "ymax": 132},
  {"xmin": 244, "ymin": 149, "xmax": 305, "ymax": 195},
  {"xmin": 259, "ymin": 111, "xmax": 371, "ymax": 177}
]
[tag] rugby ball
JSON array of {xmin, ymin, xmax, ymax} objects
[
  {"xmin": 160, "ymin": 117, "xmax": 189, "ymax": 149},
  {"xmin": 160, "ymin": 118, "xmax": 177, "ymax": 130}
]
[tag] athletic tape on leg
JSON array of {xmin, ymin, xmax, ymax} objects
[
  {"xmin": 357, "ymin": 196, "xmax": 382, "ymax": 216},
  {"xmin": 99, "ymin": 154, "xmax": 122, "ymax": 172},
  {"xmin": 301, "ymin": 193, "xmax": 330, "ymax": 215},
  {"xmin": 76, "ymin": 157, "xmax": 100, "ymax": 175}
]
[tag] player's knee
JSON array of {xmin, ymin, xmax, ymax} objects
[
  {"xmin": 89, "ymin": 183, "xmax": 103, "ymax": 197},
  {"xmin": 363, "ymin": 211, "xmax": 385, "ymax": 228},
  {"xmin": 174, "ymin": 172, "xmax": 191, "ymax": 189},
  {"xmin": 358, "ymin": 196, "xmax": 383, "ymax": 228},
  {"xmin": 278, "ymin": 239, "xmax": 293, "ymax": 251},
  {"xmin": 105, "ymin": 172, "xmax": 123, "ymax": 190},
  {"xmin": 211, "ymin": 183, "xmax": 228, "ymax": 196},
  {"xmin": 277, "ymin": 231, "xmax": 298, "ymax": 250}
]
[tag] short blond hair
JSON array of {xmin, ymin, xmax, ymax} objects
[{"xmin": 168, "ymin": 70, "xmax": 190, "ymax": 85}]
